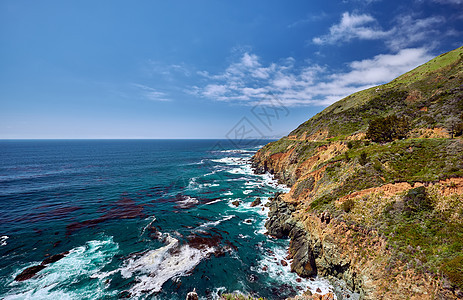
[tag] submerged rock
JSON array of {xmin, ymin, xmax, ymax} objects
[
  {"xmin": 250, "ymin": 197, "xmax": 262, "ymax": 207},
  {"xmin": 41, "ymin": 251, "xmax": 69, "ymax": 265},
  {"xmin": 186, "ymin": 288, "xmax": 198, "ymax": 300},
  {"xmin": 265, "ymin": 194, "xmax": 317, "ymax": 277},
  {"xmin": 14, "ymin": 265, "xmax": 47, "ymax": 281},
  {"xmin": 15, "ymin": 251, "xmax": 70, "ymax": 281}
]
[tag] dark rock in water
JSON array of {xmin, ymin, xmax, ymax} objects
[
  {"xmin": 41, "ymin": 251, "xmax": 69, "ymax": 265},
  {"xmin": 281, "ymin": 260, "xmax": 288, "ymax": 266},
  {"xmin": 265, "ymin": 194, "xmax": 317, "ymax": 277},
  {"xmin": 119, "ymin": 291, "xmax": 132, "ymax": 298},
  {"xmin": 14, "ymin": 265, "xmax": 46, "ymax": 281},
  {"xmin": 186, "ymin": 288, "xmax": 199, "ymax": 300},
  {"xmin": 265, "ymin": 194, "xmax": 296, "ymax": 238},
  {"xmin": 247, "ymin": 274, "xmax": 259, "ymax": 282},
  {"xmin": 250, "ymin": 197, "xmax": 262, "ymax": 207},
  {"xmin": 316, "ymin": 288, "xmax": 322, "ymax": 293},
  {"xmin": 15, "ymin": 250, "xmax": 71, "ymax": 281},
  {"xmin": 232, "ymin": 200, "xmax": 240, "ymax": 207},
  {"xmin": 289, "ymin": 225, "xmax": 317, "ymax": 277}
]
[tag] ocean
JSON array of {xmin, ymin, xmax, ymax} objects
[{"xmin": 0, "ymin": 140, "xmax": 334, "ymax": 299}]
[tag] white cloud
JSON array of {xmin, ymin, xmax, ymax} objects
[
  {"xmin": 194, "ymin": 48, "xmax": 432, "ymax": 107},
  {"xmin": 313, "ymin": 12, "xmax": 389, "ymax": 45},
  {"xmin": 433, "ymin": 0, "xmax": 463, "ymax": 4},
  {"xmin": 386, "ymin": 15, "xmax": 444, "ymax": 51},
  {"xmin": 131, "ymin": 83, "xmax": 170, "ymax": 102},
  {"xmin": 287, "ymin": 12, "xmax": 328, "ymax": 28},
  {"xmin": 313, "ymin": 11, "xmax": 448, "ymax": 51}
]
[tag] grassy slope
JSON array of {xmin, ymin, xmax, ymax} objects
[
  {"xmin": 289, "ymin": 46, "xmax": 463, "ymax": 140},
  {"xmin": 258, "ymin": 46, "xmax": 463, "ymax": 290}
]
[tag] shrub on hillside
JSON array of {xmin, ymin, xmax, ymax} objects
[
  {"xmin": 341, "ymin": 199, "xmax": 355, "ymax": 213},
  {"xmin": 292, "ymin": 176, "xmax": 315, "ymax": 198},
  {"xmin": 366, "ymin": 115, "xmax": 409, "ymax": 143},
  {"xmin": 359, "ymin": 151, "xmax": 368, "ymax": 166},
  {"xmin": 403, "ymin": 186, "xmax": 432, "ymax": 216}
]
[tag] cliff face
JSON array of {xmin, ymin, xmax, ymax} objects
[{"xmin": 253, "ymin": 46, "xmax": 463, "ymax": 299}]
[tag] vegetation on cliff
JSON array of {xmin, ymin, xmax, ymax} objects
[{"xmin": 253, "ymin": 46, "xmax": 463, "ymax": 299}]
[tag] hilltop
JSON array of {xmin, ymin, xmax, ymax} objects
[{"xmin": 253, "ymin": 46, "xmax": 463, "ymax": 299}]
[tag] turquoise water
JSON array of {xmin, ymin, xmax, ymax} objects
[{"xmin": 0, "ymin": 140, "xmax": 334, "ymax": 299}]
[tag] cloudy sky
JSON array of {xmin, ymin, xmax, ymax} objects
[{"xmin": 1, "ymin": 0, "xmax": 462, "ymax": 138}]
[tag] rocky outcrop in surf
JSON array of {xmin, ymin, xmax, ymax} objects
[{"xmin": 14, "ymin": 251, "xmax": 70, "ymax": 281}]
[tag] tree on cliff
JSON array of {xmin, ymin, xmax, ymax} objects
[{"xmin": 366, "ymin": 115, "xmax": 409, "ymax": 143}]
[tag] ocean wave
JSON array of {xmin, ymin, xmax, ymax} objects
[
  {"xmin": 210, "ymin": 157, "xmax": 247, "ymax": 165},
  {"xmin": 1, "ymin": 235, "xmax": 9, "ymax": 246},
  {"xmin": 5, "ymin": 237, "xmax": 119, "ymax": 300},
  {"xmin": 199, "ymin": 215, "xmax": 235, "ymax": 228},
  {"xmin": 115, "ymin": 234, "xmax": 216, "ymax": 297},
  {"xmin": 175, "ymin": 196, "xmax": 199, "ymax": 209},
  {"xmin": 227, "ymin": 165, "xmax": 253, "ymax": 175},
  {"xmin": 254, "ymin": 244, "xmax": 336, "ymax": 298},
  {"xmin": 203, "ymin": 199, "xmax": 223, "ymax": 205},
  {"xmin": 219, "ymin": 149, "xmax": 254, "ymax": 154}
]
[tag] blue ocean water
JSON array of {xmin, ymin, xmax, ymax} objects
[{"xmin": 0, "ymin": 140, "xmax": 334, "ymax": 299}]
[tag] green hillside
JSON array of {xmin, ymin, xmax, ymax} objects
[
  {"xmin": 254, "ymin": 46, "xmax": 463, "ymax": 296},
  {"xmin": 289, "ymin": 46, "xmax": 463, "ymax": 140}
]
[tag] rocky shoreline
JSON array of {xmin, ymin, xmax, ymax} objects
[
  {"xmin": 264, "ymin": 192, "xmax": 357, "ymax": 300},
  {"xmin": 252, "ymin": 150, "xmax": 463, "ymax": 299}
]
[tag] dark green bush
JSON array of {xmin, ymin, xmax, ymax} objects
[
  {"xmin": 403, "ymin": 186, "xmax": 432, "ymax": 216},
  {"xmin": 293, "ymin": 176, "xmax": 315, "ymax": 198},
  {"xmin": 359, "ymin": 151, "xmax": 368, "ymax": 166},
  {"xmin": 441, "ymin": 256, "xmax": 463, "ymax": 289},
  {"xmin": 341, "ymin": 199, "xmax": 355, "ymax": 213},
  {"xmin": 366, "ymin": 115, "xmax": 409, "ymax": 143},
  {"xmin": 344, "ymin": 152, "xmax": 350, "ymax": 162}
]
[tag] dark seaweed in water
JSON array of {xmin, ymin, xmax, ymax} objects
[{"xmin": 66, "ymin": 196, "xmax": 146, "ymax": 235}]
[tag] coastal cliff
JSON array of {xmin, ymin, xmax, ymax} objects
[{"xmin": 253, "ymin": 46, "xmax": 463, "ymax": 299}]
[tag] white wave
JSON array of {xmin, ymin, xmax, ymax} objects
[
  {"xmin": 187, "ymin": 177, "xmax": 198, "ymax": 190},
  {"xmin": 1, "ymin": 235, "xmax": 9, "ymax": 246},
  {"xmin": 199, "ymin": 215, "xmax": 235, "ymax": 228},
  {"xmin": 176, "ymin": 196, "xmax": 199, "ymax": 208},
  {"xmin": 227, "ymin": 165, "xmax": 253, "ymax": 175},
  {"xmin": 210, "ymin": 157, "xmax": 247, "ymax": 165},
  {"xmin": 244, "ymin": 181, "xmax": 262, "ymax": 187},
  {"xmin": 261, "ymin": 172, "xmax": 290, "ymax": 192},
  {"xmin": 242, "ymin": 218, "xmax": 255, "ymax": 225},
  {"xmin": 117, "ymin": 234, "xmax": 215, "ymax": 297},
  {"xmin": 5, "ymin": 237, "xmax": 119, "ymax": 300},
  {"xmin": 185, "ymin": 159, "xmax": 205, "ymax": 165},
  {"xmin": 222, "ymin": 191, "xmax": 233, "ymax": 196},
  {"xmin": 219, "ymin": 149, "xmax": 255, "ymax": 153},
  {"xmin": 243, "ymin": 190, "xmax": 253, "ymax": 195},
  {"xmin": 203, "ymin": 199, "xmax": 222, "ymax": 205},
  {"xmin": 141, "ymin": 216, "xmax": 157, "ymax": 236},
  {"xmin": 255, "ymin": 244, "xmax": 336, "ymax": 299},
  {"xmin": 187, "ymin": 176, "xmax": 219, "ymax": 190}
]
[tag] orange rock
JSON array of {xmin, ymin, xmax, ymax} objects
[{"xmin": 322, "ymin": 292, "xmax": 335, "ymax": 300}]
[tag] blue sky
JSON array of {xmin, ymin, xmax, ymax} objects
[{"xmin": 1, "ymin": 0, "xmax": 462, "ymax": 139}]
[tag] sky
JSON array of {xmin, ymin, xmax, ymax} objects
[{"xmin": 1, "ymin": 0, "xmax": 462, "ymax": 139}]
